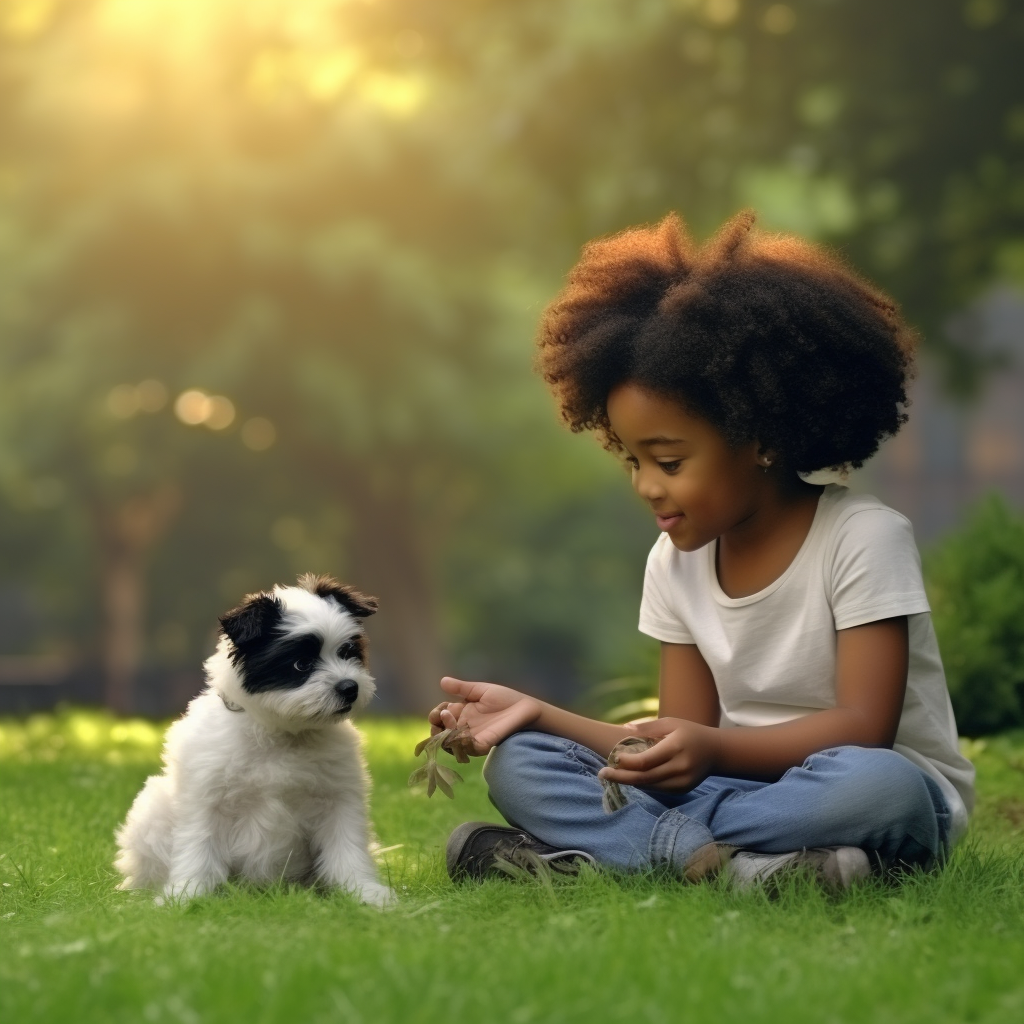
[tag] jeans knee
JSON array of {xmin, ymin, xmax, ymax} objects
[
  {"xmin": 482, "ymin": 731, "xmax": 558, "ymax": 810},
  {"xmin": 812, "ymin": 746, "xmax": 938, "ymax": 834}
]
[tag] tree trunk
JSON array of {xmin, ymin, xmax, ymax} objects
[
  {"xmin": 340, "ymin": 471, "xmax": 446, "ymax": 714},
  {"xmin": 93, "ymin": 485, "xmax": 181, "ymax": 714},
  {"xmin": 101, "ymin": 544, "xmax": 145, "ymax": 715}
]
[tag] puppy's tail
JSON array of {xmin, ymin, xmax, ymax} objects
[{"xmin": 114, "ymin": 775, "xmax": 175, "ymax": 890}]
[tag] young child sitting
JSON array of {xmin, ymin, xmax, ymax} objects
[{"xmin": 431, "ymin": 211, "xmax": 974, "ymax": 889}]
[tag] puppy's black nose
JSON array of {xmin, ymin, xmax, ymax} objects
[{"xmin": 335, "ymin": 680, "xmax": 359, "ymax": 706}]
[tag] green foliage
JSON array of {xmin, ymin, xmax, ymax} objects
[
  {"xmin": 1, "ymin": 1, "xmax": 1023, "ymax": 709},
  {"xmin": 2, "ymin": 713, "xmax": 1024, "ymax": 1024},
  {"xmin": 925, "ymin": 495, "xmax": 1024, "ymax": 735}
]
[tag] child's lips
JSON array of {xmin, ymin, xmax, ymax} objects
[{"xmin": 655, "ymin": 512, "xmax": 684, "ymax": 531}]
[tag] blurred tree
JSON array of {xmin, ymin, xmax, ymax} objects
[
  {"xmin": 1, "ymin": 0, "xmax": 1021, "ymax": 712},
  {"xmin": 445, "ymin": 0, "xmax": 1024, "ymax": 383},
  {"xmin": 0, "ymin": 0, "xmax": 521, "ymax": 709}
]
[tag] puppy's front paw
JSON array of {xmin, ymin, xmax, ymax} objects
[
  {"xmin": 357, "ymin": 882, "xmax": 397, "ymax": 909},
  {"xmin": 162, "ymin": 879, "xmax": 205, "ymax": 904}
]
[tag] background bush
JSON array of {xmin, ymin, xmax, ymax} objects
[{"xmin": 925, "ymin": 494, "xmax": 1024, "ymax": 736}]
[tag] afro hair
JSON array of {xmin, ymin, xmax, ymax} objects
[{"xmin": 536, "ymin": 211, "xmax": 917, "ymax": 473}]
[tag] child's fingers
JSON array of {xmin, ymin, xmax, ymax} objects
[
  {"xmin": 612, "ymin": 738, "xmax": 674, "ymax": 772},
  {"xmin": 599, "ymin": 762, "xmax": 688, "ymax": 789},
  {"xmin": 440, "ymin": 677, "xmax": 489, "ymax": 701},
  {"xmin": 440, "ymin": 707, "xmax": 463, "ymax": 729},
  {"xmin": 623, "ymin": 719, "xmax": 675, "ymax": 741}
]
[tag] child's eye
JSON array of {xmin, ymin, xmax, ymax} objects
[{"xmin": 657, "ymin": 460, "xmax": 682, "ymax": 473}]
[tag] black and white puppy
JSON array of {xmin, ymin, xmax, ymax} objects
[{"xmin": 114, "ymin": 573, "xmax": 394, "ymax": 907}]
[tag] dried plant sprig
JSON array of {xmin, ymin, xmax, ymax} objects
[
  {"xmin": 408, "ymin": 728, "xmax": 468, "ymax": 799},
  {"xmin": 600, "ymin": 736, "xmax": 656, "ymax": 813}
]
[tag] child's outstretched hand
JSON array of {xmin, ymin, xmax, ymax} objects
[
  {"xmin": 427, "ymin": 677, "xmax": 544, "ymax": 757},
  {"xmin": 597, "ymin": 717, "xmax": 721, "ymax": 793}
]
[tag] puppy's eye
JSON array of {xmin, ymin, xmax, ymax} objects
[
  {"xmin": 337, "ymin": 642, "xmax": 360, "ymax": 661},
  {"xmin": 293, "ymin": 658, "xmax": 315, "ymax": 673}
]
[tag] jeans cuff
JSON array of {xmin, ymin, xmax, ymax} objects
[{"xmin": 648, "ymin": 808, "xmax": 715, "ymax": 875}]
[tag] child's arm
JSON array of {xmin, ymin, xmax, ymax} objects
[
  {"xmin": 431, "ymin": 638, "xmax": 724, "ymax": 758},
  {"xmin": 657, "ymin": 641, "xmax": 720, "ymax": 725},
  {"xmin": 602, "ymin": 616, "xmax": 909, "ymax": 790},
  {"xmin": 431, "ymin": 678, "xmax": 634, "ymax": 759}
]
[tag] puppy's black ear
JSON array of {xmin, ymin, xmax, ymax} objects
[
  {"xmin": 297, "ymin": 573, "xmax": 378, "ymax": 618},
  {"xmin": 219, "ymin": 592, "xmax": 283, "ymax": 651}
]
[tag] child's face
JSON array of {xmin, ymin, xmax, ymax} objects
[{"xmin": 606, "ymin": 382, "xmax": 765, "ymax": 552}]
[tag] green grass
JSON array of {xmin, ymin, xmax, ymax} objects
[{"xmin": 2, "ymin": 711, "xmax": 1023, "ymax": 1024}]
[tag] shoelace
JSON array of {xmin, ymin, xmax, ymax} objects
[{"xmin": 490, "ymin": 839, "xmax": 582, "ymax": 884}]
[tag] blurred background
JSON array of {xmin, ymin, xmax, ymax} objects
[{"xmin": 0, "ymin": 0, "xmax": 1022, "ymax": 720}]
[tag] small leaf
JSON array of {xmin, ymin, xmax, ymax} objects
[
  {"xmin": 435, "ymin": 764, "xmax": 464, "ymax": 786},
  {"xmin": 426, "ymin": 772, "xmax": 437, "ymax": 798},
  {"xmin": 407, "ymin": 765, "xmax": 429, "ymax": 787},
  {"xmin": 414, "ymin": 737, "xmax": 431, "ymax": 757},
  {"xmin": 435, "ymin": 774, "xmax": 455, "ymax": 799}
]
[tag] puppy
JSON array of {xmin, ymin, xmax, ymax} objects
[{"xmin": 114, "ymin": 573, "xmax": 394, "ymax": 907}]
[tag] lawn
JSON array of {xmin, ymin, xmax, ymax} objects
[{"xmin": 2, "ymin": 711, "xmax": 1023, "ymax": 1024}]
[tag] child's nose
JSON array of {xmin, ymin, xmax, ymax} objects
[{"xmin": 632, "ymin": 464, "xmax": 665, "ymax": 501}]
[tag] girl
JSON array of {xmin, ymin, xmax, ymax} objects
[{"xmin": 431, "ymin": 211, "xmax": 974, "ymax": 889}]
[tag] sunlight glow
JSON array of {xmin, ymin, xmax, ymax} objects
[
  {"xmin": 360, "ymin": 72, "xmax": 426, "ymax": 118},
  {"xmin": 25, "ymin": 0, "xmax": 432, "ymax": 128},
  {"xmin": 1, "ymin": 0, "xmax": 55, "ymax": 39}
]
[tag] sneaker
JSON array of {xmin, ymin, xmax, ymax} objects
[
  {"xmin": 725, "ymin": 846, "xmax": 872, "ymax": 892},
  {"xmin": 446, "ymin": 821, "xmax": 597, "ymax": 882}
]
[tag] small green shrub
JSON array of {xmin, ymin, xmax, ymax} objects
[{"xmin": 925, "ymin": 494, "xmax": 1024, "ymax": 735}]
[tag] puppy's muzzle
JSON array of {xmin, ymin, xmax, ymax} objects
[{"xmin": 334, "ymin": 679, "xmax": 360, "ymax": 711}]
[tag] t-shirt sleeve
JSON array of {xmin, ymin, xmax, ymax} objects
[
  {"xmin": 638, "ymin": 537, "xmax": 696, "ymax": 644},
  {"xmin": 829, "ymin": 508, "xmax": 931, "ymax": 630}
]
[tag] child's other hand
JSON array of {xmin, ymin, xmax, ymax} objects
[
  {"xmin": 432, "ymin": 677, "xmax": 544, "ymax": 757},
  {"xmin": 597, "ymin": 717, "xmax": 720, "ymax": 792}
]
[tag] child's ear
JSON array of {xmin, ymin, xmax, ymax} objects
[
  {"xmin": 755, "ymin": 445, "xmax": 778, "ymax": 469},
  {"xmin": 219, "ymin": 592, "xmax": 283, "ymax": 648}
]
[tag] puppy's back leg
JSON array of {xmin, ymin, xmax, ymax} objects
[{"xmin": 114, "ymin": 775, "xmax": 175, "ymax": 891}]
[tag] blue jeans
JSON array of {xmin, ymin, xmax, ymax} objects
[{"xmin": 483, "ymin": 731, "xmax": 952, "ymax": 875}]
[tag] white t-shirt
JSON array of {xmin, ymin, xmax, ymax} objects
[{"xmin": 638, "ymin": 485, "xmax": 974, "ymax": 839}]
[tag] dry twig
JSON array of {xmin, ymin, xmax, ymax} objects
[
  {"xmin": 408, "ymin": 728, "xmax": 468, "ymax": 799},
  {"xmin": 600, "ymin": 736, "xmax": 656, "ymax": 813}
]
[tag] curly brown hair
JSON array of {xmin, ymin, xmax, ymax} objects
[{"xmin": 536, "ymin": 211, "xmax": 917, "ymax": 473}]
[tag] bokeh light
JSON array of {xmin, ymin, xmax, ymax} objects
[
  {"xmin": 240, "ymin": 417, "xmax": 277, "ymax": 451},
  {"xmin": 174, "ymin": 390, "xmax": 213, "ymax": 426}
]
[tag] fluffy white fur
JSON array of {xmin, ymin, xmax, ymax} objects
[{"xmin": 114, "ymin": 583, "xmax": 394, "ymax": 908}]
